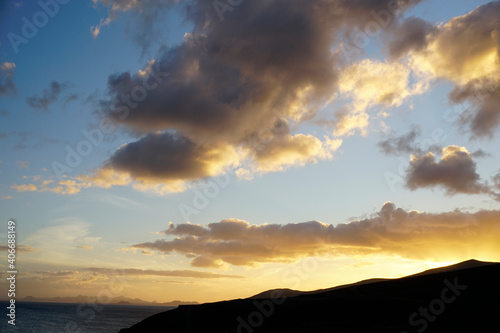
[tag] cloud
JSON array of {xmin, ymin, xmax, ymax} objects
[
  {"xmin": 130, "ymin": 202, "xmax": 500, "ymax": 266},
  {"xmin": 11, "ymin": 183, "xmax": 37, "ymax": 192},
  {"xmin": 91, "ymin": 0, "xmax": 421, "ymax": 53},
  {"xmin": 378, "ymin": 126, "xmax": 441, "ymax": 156},
  {"xmin": 253, "ymin": 134, "xmax": 342, "ymax": 173},
  {"xmin": 16, "ymin": 267, "xmax": 243, "ymax": 291},
  {"xmin": 107, "ymin": 132, "xmax": 241, "ymax": 181},
  {"xmin": 88, "ymin": 0, "xmax": 423, "ymax": 192},
  {"xmin": 405, "ymin": 145, "xmax": 490, "ymax": 195},
  {"xmin": 450, "ymin": 79, "xmax": 500, "ymax": 138},
  {"xmin": 83, "ymin": 267, "xmax": 244, "ymax": 279},
  {"xmin": 494, "ymin": 172, "xmax": 500, "ymax": 190},
  {"xmin": 77, "ymin": 245, "xmax": 94, "ymax": 250},
  {"xmin": 19, "ymin": 270, "xmax": 104, "ymax": 287},
  {"xmin": 9, "ymin": 179, "xmax": 90, "ymax": 195},
  {"xmin": 9, "ymin": 176, "xmax": 101, "ymax": 195},
  {"xmin": 493, "ymin": 172, "xmax": 500, "ymax": 201},
  {"xmin": 26, "ymin": 81, "xmax": 69, "ymax": 111},
  {"xmin": 15, "ymin": 160, "xmax": 29, "ymax": 169},
  {"xmin": 91, "ymin": 0, "xmax": 177, "ymax": 52},
  {"xmin": 388, "ymin": 17, "xmax": 437, "ymax": 59},
  {"xmin": 391, "ymin": 2, "xmax": 500, "ymax": 137},
  {"xmin": 334, "ymin": 59, "xmax": 427, "ymax": 136},
  {"xmin": 0, "ymin": 244, "xmax": 37, "ymax": 253},
  {"xmin": 23, "ymin": 218, "xmax": 101, "ymax": 265},
  {"xmin": 471, "ymin": 149, "xmax": 491, "ymax": 158},
  {"xmin": 0, "ymin": 62, "xmax": 16, "ymax": 97},
  {"xmin": 39, "ymin": 179, "xmax": 90, "ymax": 195}
]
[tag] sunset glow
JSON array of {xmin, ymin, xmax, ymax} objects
[{"xmin": 1, "ymin": 0, "xmax": 499, "ymax": 308}]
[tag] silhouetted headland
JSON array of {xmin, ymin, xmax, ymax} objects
[{"xmin": 119, "ymin": 259, "xmax": 500, "ymax": 332}]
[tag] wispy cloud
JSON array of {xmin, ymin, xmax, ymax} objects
[
  {"xmin": 0, "ymin": 62, "xmax": 16, "ymax": 97},
  {"xmin": 15, "ymin": 160, "xmax": 29, "ymax": 169},
  {"xmin": 83, "ymin": 267, "xmax": 245, "ymax": 279},
  {"xmin": 26, "ymin": 81, "xmax": 70, "ymax": 111},
  {"xmin": 0, "ymin": 244, "xmax": 37, "ymax": 253},
  {"xmin": 11, "ymin": 183, "xmax": 37, "ymax": 192}
]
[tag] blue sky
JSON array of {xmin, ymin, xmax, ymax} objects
[{"xmin": 0, "ymin": 0, "xmax": 499, "ymax": 303}]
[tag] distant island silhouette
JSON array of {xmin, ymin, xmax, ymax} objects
[
  {"xmin": 16, "ymin": 295, "xmax": 197, "ymax": 307},
  {"xmin": 119, "ymin": 259, "xmax": 500, "ymax": 332}
]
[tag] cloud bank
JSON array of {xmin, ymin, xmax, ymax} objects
[{"xmin": 131, "ymin": 202, "xmax": 500, "ymax": 267}]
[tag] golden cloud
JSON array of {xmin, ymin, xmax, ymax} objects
[
  {"xmin": 335, "ymin": 59, "xmax": 427, "ymax": 136},
  {"xmin": 130, "ymin": 202, "xmax": 500, "ymax": 267}
]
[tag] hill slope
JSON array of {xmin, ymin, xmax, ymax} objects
[{"xmin": 119, "ymin": 260, "xmax": 500, "ymax": 333}]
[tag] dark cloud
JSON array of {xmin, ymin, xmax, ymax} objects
[
  {"xmin": 493, "ymin": 172, "xmax": 500, "ymax": 191},
  {"xmin": 387, "ymin": 16, "xmax": 436, "ymax": 59},
  {"xmin": 471, "ymin": 149, "xmax": 491, "ymax": 158},
  {"xmin": 93, "ymin": 0, "xmax": 421, "ymax": 53},
  {"xmin": 450, "ymin": 80, "xmax": 500, "ymax": 139},
  {"xmin": 389, "ymin": 1, "xmax": 500, "ymax": 138},
  {"xmin": 27, "ymin": 81, "xmax": 69, "ymax": 111},
  {"xmin": 378, "ymin": 126, "xmax": 422, "ymax": 155},
  {"xmin": 378, "ymin": 126, "xmax": 441, "ymax": 155},
  {"xmin": 91, "ymin": 0, "xmax": 421, "ymax": 188},
  {"xmin": 0, "ymin": 62, "xmax": 16, "ymax": 97},
  {"xmin": 405, "ymin": 145, "xmax": 490, "ymax": 195},
  {"xmin": 63, "ymin": 93, "xmax": 79, "ymax": 109},
  {"xmin": 107, "ymin": 131, "xmax": 240, "ymax": 181},
  {"xmin": 131, "ymin": 202, "xmax": 500, "ymax": 267},
  {"xmin": 103, "ymin": 1, "xmax": 342, "ymax": 141}
]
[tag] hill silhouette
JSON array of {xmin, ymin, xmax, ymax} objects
[{"xmin": 119, "ymin": 259, "xmax": 500, "ymax": 332}]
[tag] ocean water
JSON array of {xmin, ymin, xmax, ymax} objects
[{"xmin": 1, "ymin": 302, "xmax": 174, "ymax": 333}]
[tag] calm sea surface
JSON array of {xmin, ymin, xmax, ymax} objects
[{"xmin": 0, "ymin": 302, "xmax": 174, "ymax": 333}]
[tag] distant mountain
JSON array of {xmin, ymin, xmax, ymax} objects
[
  {"xmin": 119, "ymin": 259, "xmax": 500, "ymax": 333},
  {"xmin": 17, "ymin": 295, "xmax": 198, "ymax": 307},
  {"xmin": 406, "ymin": 259, "xmax": 497, "ymax": 277},
  {"xmin": 249, "ymin": 288, "xmax": 304, "ymax": 299}
]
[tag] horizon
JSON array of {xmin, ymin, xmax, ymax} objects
[
  {"xmin": 1, "ymin": 258, "xmax": 495, "ymax": 305},
  {"xmin": 1, "ymin": 0, "xmax": 500, "ymax": 306}
]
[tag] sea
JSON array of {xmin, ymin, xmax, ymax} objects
[{"xmin": 0, "ymin": 302, "xmax": 174, "ymax": 333}]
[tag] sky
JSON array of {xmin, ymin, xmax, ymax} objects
[{"xmin": 0, "ymin": 0, "xmax": 499, "ymax": 304}]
